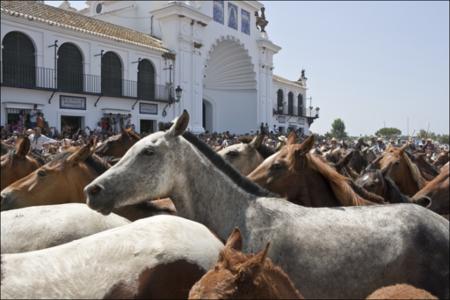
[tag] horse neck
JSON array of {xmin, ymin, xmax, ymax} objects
[
  {"xmin": 170, "ymin": 143, "xmax": 256, "ymax": 241},
  {"xmin": 296, "ymin": 168, "xmax": 340, "ymax": 207}
]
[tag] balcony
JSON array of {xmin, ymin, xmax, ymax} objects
[
  {"xmin": 0, "ymin": 62, "xmax": 172, "ymax": 103},
  {"xmin": 273, "ymin": 107, "xmax": 319, "ymax": 126}
]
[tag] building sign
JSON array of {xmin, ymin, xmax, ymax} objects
[
  {"xmin": 139, "ymin": 103, "xmax": 158, "ymax": 115},
  {"xmin": 298, "ymin": 118, "xmax": 306, "ymax": 125},
  {"xmin": 213, "ymin": 0, "xmax": 224, "ymax": 24},
  {"xmin": 277, "ymin": 115, "xmax": 286, "ymax": 123},
  {"xmin": 241, "ymin": 9, "xmax": 250, "ymax": 35},
  {"xmin": 60, "ymin": 95, "xmax": 86, "ymax": 110},
  {"xmin": 228, "ymin": 2, "xmax": 238, "ymax": 30}
]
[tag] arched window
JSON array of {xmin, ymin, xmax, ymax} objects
[
  {"xmin": 101, "ymin": 51, "xmax": 122, "ymax": 97},
  {"xmin": 2, "ymin": 31, "xmax": 36, "ymax": 88},
  {"xmin": 277, "ymin": 89, "xmax": 284, "ymax": 114},
  {"xmin": 297, "ymin": 93, "xmax": 304, "ymax": 116},
  {"xmin": 288, "ymin": 92, "xmax": 294, "ymax": 115},
  {"xmin": 58, "ymin": 43, "xmax": 83, "ymax": 92},
  {"xmin": 137, "ymin": 59, "xmax": 155, "ymax": 100}
]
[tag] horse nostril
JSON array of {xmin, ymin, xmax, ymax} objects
[{"xmin": 87, "ymin": 184, "xmax": 103, "ymax": 196}]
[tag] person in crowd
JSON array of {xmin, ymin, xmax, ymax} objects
[
  {"xmin": 28, "ymin": 104, "xmax": 39, "ymax": 129},
  {"xmin": 375, "ymin": 137, "xmax": 386, "ymax": 152},
  {"xmin": 28, "ymin": 127, "xmax": 58, "ymax": 151}
]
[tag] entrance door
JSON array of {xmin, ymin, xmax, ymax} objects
[
  {"xmin": 203, "ymin": 99, "xmax": 213, "ymax": 133},
  {"xmin": 140, "ymin": 119, "xmax": 155, "ymax": 136},
  {"xmin": 61, "ymin": 115, "xmax": 83, "ymax": 137}
]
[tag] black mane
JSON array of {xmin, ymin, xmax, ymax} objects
[
  {"xmin": 182, "ymin": 132, "xmax": 275, "ymax": 197},
  {"xmin": 47, "ymin": 149, "xmax": 110, "ymax": 175},
  {"xmin": 257, "ymin": 144, "xmax": 276, "ymax": 159}
]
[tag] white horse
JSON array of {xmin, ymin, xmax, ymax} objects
[
  {"xmin": 1, "ymin": 203, "xmax": 129, "ymax": 253},
  {"xmin": 85, "ymin": 111, "xmax": 449, "ymax": 299},
  {"xmin": 1, "ymin": 215, "xmax": 223, "ymax": 299}
]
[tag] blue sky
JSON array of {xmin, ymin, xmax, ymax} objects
[{"xmin": 46, "ymin": 1, "xmax": 449, "ymax": 135}]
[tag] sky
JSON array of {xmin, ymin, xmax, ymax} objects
[{"xmin": 46, "ymin": 1, "xmax": 449, "ymax": 136}]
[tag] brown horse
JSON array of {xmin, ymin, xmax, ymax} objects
[
  {"xmin": 406, "ymin": 152, "xmax": 439, "ymax": 181},
  {"xmin": 366, "ymin": 284, "xmax": 437, "ymax": 299},
  {"xmin": 95, "ymin": 128, "xmax": 140, "ymax": 161},
  {"xmin": 1, "ymin": 137, "xmax": 40, "ymax": 190},
  {"xmin": 189, "ymin": 228, "xmax": 303, "ymax": 299},
  {"xmin": 0, "ymin": 141, "xmax": 175, "ymax": 220},
  {"xmin": 248, "ymin": 134, "xmax": 384, "ymax": 207},
  {"xmin": 412, "ymin": 162, "xmax": 449, "ymax": 217},
  {"xmin": 376, "ymin": 144, "xmax": 427, "ymax": 196}
]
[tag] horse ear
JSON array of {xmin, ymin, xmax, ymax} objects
[
  {"xmin": 122, "ymin": 127, "xmax": 130, "ymax": 137},
  {"xmin": 167, "ymin": 110, "xmax": 190, "ymax": 137},
  {"xmin": 287, "ymin": 132, "xmax": 297, "ymax": 145},
  {"xmin": 15, "ymin": 137, "xmax": 30, "ymax": 157},
  {"xmin": 300, "ymin": 134, "xmax": 315, "ymax": 153},
  {"xmin": 249, "ymin": 134, "xmax": 264, "ymax": 149},
  {"xmin": 412, "ymin": 196, "xmax": 432, "ymax": 208},
  {"xmin": 399, "ymin": 143, "xmax": 409, "ymax": 155},
  {"xmin": 66, "ymin": 139, "xmax": 95, "ymax": 165},
  {"xmin": 224, "ymin": 228, "xmax": 242, "ymax": 251},
  {"xmin": 255, "ymin": 242, "xmax": 270, "ymax": 264}
]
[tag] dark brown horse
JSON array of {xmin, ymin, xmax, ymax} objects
[
  {"xmin": 1, "ymin": 137, "xmax": 40, "ymax": 190},
  {"xmin": 412, "ymin": 162, "xmax": 449, "ymax": 217},
  {"xmin": 0, "ymin": 141, "xmax": 175, "ymax": 220},
  {"xmin": 406, "ymin": 152, "xmax": 439, "ymax": 181},
  {"xmin": 95, "ymin": 128, "xmax": 140, "ymax": 161},
  {"xmin": 376, "ymin": 144, "xmax": 427, "ymax": 196},
  {"xmin": 434, "ymin": 150, "xmax": 449, "ymax": 169},
  {"xmin": 248, "ymin": 135, "xmax": 384, "ymax": 207},
  {"xmin": 189, "ymin": 228, "xmax": 303, "ymax": 299}
]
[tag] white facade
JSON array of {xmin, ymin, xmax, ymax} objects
[{"xmin": 1, "ymin": 1, "xmax": 313, "ymax": 134}]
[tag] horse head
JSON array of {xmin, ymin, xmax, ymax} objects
[{"xmin": 1, "ymin": 139, "xmax": 100, "ymax": 211}]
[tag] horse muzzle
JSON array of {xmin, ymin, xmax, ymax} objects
[
  {"xmin": 85, "ymin": 183, "xmax": 115, "ymax": 215},
  {"xmin": 0, "ymin": 192, "xmax": 18, "ymax": 211}
]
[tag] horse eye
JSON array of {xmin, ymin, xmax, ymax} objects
[
  {"xmin": 271, "ymin": 163, "xmax": 284, "ymax": 170},
  {"xmin": 227, "ymin": 151, "xmax": 239, "ymax": 158},
  {"xmin": 37, "ymin": 170, "xmax": 46, "ymax": 177},
  {"xmin": 143, "ymin": 148, "xmax": 155, "ymax": 156}
]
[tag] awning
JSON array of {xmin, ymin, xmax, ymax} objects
[
  {"xmin": 2, "ymin": 102, "xmax": 43, "ymax": 113},
  {"xmin": 101, "ymin": 108, "xmax": 131, "ymax": 115}
]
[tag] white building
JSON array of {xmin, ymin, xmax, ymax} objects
[{"xmin": 1, "ymin": 0, "xmax": 319, "ymax": 135}]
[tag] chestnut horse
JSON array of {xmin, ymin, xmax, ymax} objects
[
  {"xmin": 412, "ymin": 162, "xmax": 449, "ymax": 217},
  {"xmin": 433, "ymin": 150, "xmax": 449, "ymax": 169},
  {"xmin": 1, "ymin": 215, "xmax": 223, "ymax": 299},
  {"xmin": 189, "ymin": 228, "xmax": 303, "ymax": 299},
  {"xmin": 95, "ymin": 128, "xmax": 140, "ymax": 161},
  {"xmin": 376, "ymin": 144, "xmax": 427, "ymax": 196},
  {"xmin": 0, "ymin": 141, "xmax": 175, "ymax": 220},
  {"xmin": 248, "ymin": 134, "xmax": 384, "ymax": 207},
  {"xmin": 366, "ymin": 284, "xmax": 437, "ymax": 299},
  {"xmin": 1, "ymin": 137, "xmax": 40, "ymax": 190}
]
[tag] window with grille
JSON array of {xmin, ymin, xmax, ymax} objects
[
  {"xmin": 101, "ymin": 52, "xmax": 122, "ymax": 97},
  {"xmin": 277, "ymin": 89, "xmax": 284, "ymax": 114},
  {"xmin": 2, "ymin": 31, "xmax": 36, "ymax": 88},
  {"xmin": 137, "ymin": 59, "xmax": 155, "ymax": 101},
  {"xmin": 288, "ymin": 92, "xmax": 294, "ymax": 115},
  {"xmin": 58, "ymin": 43, "xmax": 83, "ymax": 93},
  {"xmin": 297, "ymin": 93, "xmax": 303, "ymax": 116}
]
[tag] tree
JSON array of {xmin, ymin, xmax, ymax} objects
[
  {"xmin": 329, "ymin": 118, "xmax": 347, "ymax": 139},
  {"xmin": 437, "ymin": 134, "xmax": 449, "ymax": 144},
  {"xmin": 375, "ymin": 127, "xmax": 402, "ymax": 138}
]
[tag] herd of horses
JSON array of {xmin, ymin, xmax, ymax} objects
[{"xmin": 0, "ymin": 110, "xmax": 448, "ymax": 299}]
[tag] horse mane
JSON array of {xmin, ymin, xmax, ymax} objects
[
  {"xmin": 307, "ymin": 153, "xmax": 369, "ymax": 206},
  {"xmin": 402, "ymin": 152, "xmax": 427, "ymax": 190},
  {"xmin": 383, "ymin": 174, "xmax": 411, "ymax": 203},
  {"xmin": 257, "ymin": 144, "xmax": 276, "ymax": 159},
  {"xmin": 47, "ymin": 149, "xmax": 110, "ymax": 174},
  {"xmin": 183, "ymin": 132, "xmax": 275, "ymax": 197},
  {"xmin": 127, "ymin": 130, "xmax": 141, "ymax": 141}
]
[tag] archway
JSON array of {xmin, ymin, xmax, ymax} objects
[{"xmin": 203, "ymin": 38, "xmax": 256, "ymax": 133}]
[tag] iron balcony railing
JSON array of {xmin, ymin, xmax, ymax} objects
[{"xmin": 0, "ymin": 62, "xmax": 171, "ymax": 103}]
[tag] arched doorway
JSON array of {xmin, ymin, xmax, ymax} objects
[
  {"xmin": 202, "ymin": 99, "xmax": 213, "ymax": 133},
  {"xmin": 58, "ymin": 42, "xmax": 83, "ymax": 92},
  {"xmin": 101, "ymin": 51, "xmax": 122, "ymax": 97},
  {"xmin": 137, "ymin": 59, "xmax": 155, "ymax": 100},
  {"xmin": 203, "ymin": 39, "xmax": 256, "ymax": 134}
]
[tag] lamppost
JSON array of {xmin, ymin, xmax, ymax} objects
[
  {"xmin": 305, "ymin": 96, "xmax": 320, "ymax": 126},
  {"xmin": 162, "ymin": 85, "xmax": 183, "ymax": 117}
]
